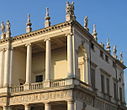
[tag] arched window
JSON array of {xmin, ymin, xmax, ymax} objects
[{"xmin": 77, "ymin": 45, "xmax": 88, "ymax": 83}]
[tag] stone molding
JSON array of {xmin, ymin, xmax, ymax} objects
[
  {"xmin": 10, "ymin": 90, "xmax": 72, "ymax": 105},
  {"xmin": 0, "ymin": 21, "xmax": 72, "ymax": 44}
]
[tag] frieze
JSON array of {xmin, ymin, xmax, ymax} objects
[
  {"xmin": 10, "ymin": 90, "xmax": 72, "ymax": 105},
  {"xmin": 0, "ymin": 97, "xmax": 7, "ymax": 106},
  {"xmin": 74, "ymin": 91, "xmax": 93, "ymax": 106},
  {"xmin": 94, "ymin": 99, "xmax": 117, "ymax": 110}
]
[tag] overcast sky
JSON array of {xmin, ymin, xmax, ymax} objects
[{"xmin": 0, "ymin": 0, "xmax": 127, "ymax": 102}]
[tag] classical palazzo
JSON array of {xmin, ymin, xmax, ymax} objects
[{"xmin": 0, "ymin": 2, "xmax": 126, "ymax": 110}]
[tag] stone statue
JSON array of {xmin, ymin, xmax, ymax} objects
[
  {"xmin": 0, "ymin": 22, "xmax": 5, "ymax": 33},
  {"xmin": 84, "ymin": 16, "xmax": 88, "ymax": 29},
  {"xmin": 106, "ymin": 38, "xmax": 111, "ymax": 53},
  {"xmin": 6, "ymin": 20, "xmax": 11, "ymax": 32},
  {"xmin": 45, "ymin": 8, "xmax": 49, "ymax": 18},
  {"xmin": 92, "ymin": 24, "xmax": 97, "ymax": 41},
  {"xmin": 113, "ymin": 45, "xmax": 117, "ymax": 58},
  {"xmin": 66, "ymin": 2, "xmax": 74, "ymax": 15},
  {"xmin": 120, "ymin": 52, "xmax": 123, "ymax": 63},
  {"xmin": 6, "ymin": 20, "xmax": 11, "ymax": 37},
  {"xmin": 66, "ymin": 2, "xmax": 75, "ymax": 21}
]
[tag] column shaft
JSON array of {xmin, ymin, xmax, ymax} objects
[
  {"xmin": 0, "ymin": 50, "xmax": 4, "ymax": 87},
  {"xmin": 9, "ymin": 48, "xmax": 13, "ymax": 87},
  {"xmin": 45, "ymin": 39, "xmax": 51, "ymax": 81},
  {"xmin": 45, "ymin": 103, "xmax": 51, "ymax": 110},
  {"xmin": 67, "ymin": 34, "xmax": 73, "ymax": 77},
  {"xmin": 3, "ymin": 106, "xmax": 11, "ymax": 110},
  {"xmin": 67, "ymin": 101, "xmax": 74, "ymax": 110},
  {"xmin": 24, "ymin": 105, "xmax": 30, "ymax": 110},
  {"xmin": 26, "ymin": 44, "xmax": 32, "ymax": 84},
  {"xmin": 4, "ymin": 48, "xmax": 10, "ymax": 87}
]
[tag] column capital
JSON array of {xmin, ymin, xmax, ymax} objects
[
  {"xmin": 44, "ymin": 37, "xmax": 50, "ymax": 42},
  {"xmin": 45, "ymin": 102, "xmax": 51, "ymax": 110},
  {"xmin": 24, "ymin": 104, "xmax": 30, "ymax": 110},
  {"xmin": 65, "ymin": 33, "xmax": 73, "ymax": 37},
  {"xmin": 0, "ymin": 48, "xmax": 5, "ymax": 52},
  {"xmin": 25, "ymin": 43, "xmax": 31, "ymax": 47},
  {"xmin": 67, "ymin": 99, "xmax": 74, "ymax": 103},
  {"xmin": 44, "ymin": 101, "xmax": 50, "ymax": 104},
  {"xmin": 24, "ymin": 104, "xmax": 30, "ymax": 106}
]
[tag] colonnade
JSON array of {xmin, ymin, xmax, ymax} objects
[
  {"xmin": 2, "ymin": 100, "xmax": 74, "ymax": 110},
  {"xmin": 0, "ymin": 34, "xmax": 74, "ymax": 87}
]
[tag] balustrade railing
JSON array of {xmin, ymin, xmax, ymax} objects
[
  {"xmin": 10, "ymin": 78, "xmax": 90, "ymax": 93},
  {"xmin": 50, "ymin": 79, "xmax": 66, "ymax": 87},
  {"xmin": 10, "ymin": 85, "xmax": 24, "ymax": 93},
  {"xmin": 29, "ymin": 82, "xmax": 43, "ymax": 90}
]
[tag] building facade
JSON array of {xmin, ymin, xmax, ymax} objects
[{"xmin": 0, "ymin": 2, "xmax": 126, "ymax": 110}]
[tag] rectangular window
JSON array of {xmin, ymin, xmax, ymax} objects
[
  {"xmin": 106, "ymin": 78, "xmax": 110, "ymax": 95},
  {"xmin": 101, "ymin": 74, "xmax": 105, "ymax": 93},
  {"xmin": 91, "ymin": 43, "xmax": 94, "ymax": 50},
  {"xmin": 100, "ymin": 50, "xmax": 104, "ymax": 59},
  {"xmin": 113, "ymin": 61, "xmax": 116, "ymax": 67},
  {"xmin": 91, "ymin": 68, "xmax": 95, "ymax": 89},
  {"xmin": 114, "ymin": 83, "xmax": 117, "ymax": 100},
  {"xmin": 36, "ymin": 75, "xmax": 43, "ymax": 82},
  {"xmin": 119, "ymin": 87, "xmax": 122, "ymax": 102},
  {"xmin": 105, "ymin": 55, "xmax": 109, "ymax": 62}
]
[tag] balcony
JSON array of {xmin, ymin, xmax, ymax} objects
[{"xmin": 10, "ymin": 78, "xmax": 90, "ymax": 94}]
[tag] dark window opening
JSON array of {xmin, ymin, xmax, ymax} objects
[
  {"xmin": 106, "ymin": 78, "xmax": 110, "ymax": 95},
  {"xmin": 100, "ymin": 50, "xmax": 104, "ymax": 59},
  {"xmin": 36, "ymin": 75, "xmax": 43, "ymax": 82},
  {"xmin": 91, "ymin": 68, "xmax": 95, "ymax": 89},
  {"xmin": 101, "ymin": 74, "xmax": 105, "ymax": 93},
  {"xmin": 105, "ymin": 55, "xmax": 109, "ymax": 62},
  {"xmin": 91, "ymin": 43, "xmax": 94, "ymax": 50}
]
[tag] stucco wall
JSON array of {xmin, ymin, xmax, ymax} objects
[
  {"xmin": 11, "ymin": 48, "xmax": 26, "ymax": 86},
  {"xmin": 32, "ymin": 46, "xmax": 67, "ymax": 81}
]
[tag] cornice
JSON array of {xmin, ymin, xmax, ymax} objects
[
  {"xmin": 72, "ymin": 20, "xmax": 126, "ymax": 69},
  {"xmin": 0, "ymin": 21, "xmax": 72, "ymax": 44}
]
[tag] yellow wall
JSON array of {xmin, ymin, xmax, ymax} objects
[
  {"xmin": 12, "ymin": 48, "xmax": 26, "ymax": 86},
  {"xmin": 52, "ymin": 47, "xmax": 67, "ymax": 79},
  {"xmin": 32, "ymin": 46, "xmax": 67, "ymax": 82}
]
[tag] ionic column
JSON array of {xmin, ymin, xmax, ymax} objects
[
  {"xmin": 0, "ymin": 49, "xmax": 4, "ymax": 87},
  {"xmin": 25, "ymin": 43, "xmax": 32, "ymax": 84},
  {"xmin": 3, "ymin": 106, "xmax": 11, "ymax": 110},
  {"xmin": 4, "ymin": 46, "xmax": 10, "ymax": 87},
  {"xmin": 45, "ymin": 103, "xmax": 51, "ymax": 110},
  {"xmin": 24, "ymin": 104, "xmax": 30, "ymax": 110},
  {"xmin": 45, "ymin": 38, "xmax": 51, "ymax": 81},
  {"xmin": 84, "ymin": 54, "xmax": 89, "ymax": 84},
  {"xmin": 9, "ymin": 48, "xmax": 13, "ymax": 87},
  {"xmin": 67, "ymin": 34, "xmax": 73, "ymax": 77},
  {"xmin": 67, "ymin": 100, "xmax": 74, "ymax": 110}
]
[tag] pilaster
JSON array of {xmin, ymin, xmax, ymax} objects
[{"xmin": 0, "ymin": 49, "xmax": 5, "ymax": 87}]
